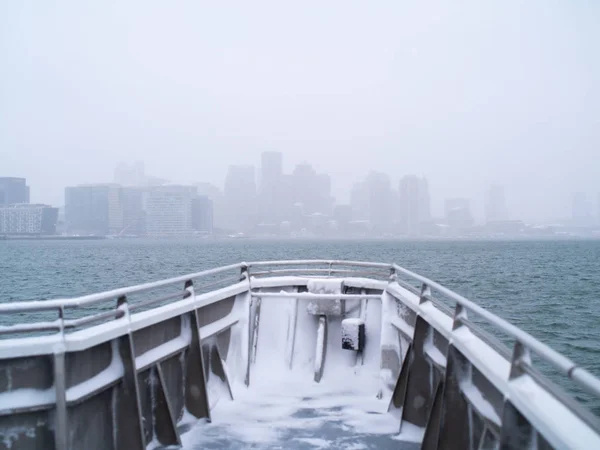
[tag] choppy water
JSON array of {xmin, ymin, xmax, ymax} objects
[{"xmin": 1, "ymin": 238, "xmax": 600, "ymax": 414}]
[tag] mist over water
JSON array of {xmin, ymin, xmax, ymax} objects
[{"xmin": 1, "ymin": 1, "xmax": 599, "ymax": 224}]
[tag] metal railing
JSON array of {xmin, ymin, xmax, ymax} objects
[
  {"xmin": 1, "ymin": 258, "xmax": 599, "ymax": 407},
  {"xmin": 390, "ymin": 263, "xmax": 600, "ymax": 400}
]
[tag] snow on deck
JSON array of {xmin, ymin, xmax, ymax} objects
[
  {"xmin": 180, "ymin": 376, "xmax": 421, "ymax": 450},
  {"xmin": 177, "ymin": 287, "xmax": 421, "ymax": 449}
]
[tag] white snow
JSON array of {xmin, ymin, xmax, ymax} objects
[
  {"xmin": 315, "ymin": 318, "xmax": 326, "ymax": 375},
  {"xmin": 343, "ymin": 318, "xmax": 364, "ymax": 325},
  {"xmin": 136, "ymin": 336, "xmax": 189, "ymax": 372},
  {"xmin": 393, "ymin": 422, "xmax": 426, "ymax": 443},
  {"xmin": 341, "ymin": 318, "xmax": 363, "ymax": 350},
  {"xmin": 67, "ymin": 340, "xmax": 124, "ymax": 403},
  {"xmin": 0, "ymin": 425, "xmax": 38, "ymax": 449},
  {"xmin": 199, "ymin": 313, "xmax": 239, "ymax": 341},
  {"xmin": 0, "ymin": 387, "xmax": 55, "ymax": 412},
  {"xmin": 389, "ymin": 315, "xmax": 415, "ymax": 339},
  {"xmin": 224, "ymin": 291, "xmax": 251, "ymax": 387},
  {"xmin": 424, "ymin": 341, "xmax": 447, "ymax": 368},
  {"xmin": 307, "ymin": 279, "xmax": 343, "ymax": 294},
  {"xmin": 508, "ymin": 375, "xmax": 600, "ymax": 448},
  {"xmin": 180, "ymin": 374, "xmax": 403, "ymax": 449},
  {"xmin": 459, "ymin": 380, "xmax": 501, "ymax": 425}
]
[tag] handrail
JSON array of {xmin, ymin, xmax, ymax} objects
[
  {"xmin": 391, "ymin": 263, "xmax": 600, "ymax": 398},
  {"xmin": 0, "ymin": 263, "xmax": 245, "ymax": 313},
  {"xmin": 1, "ymin": 258, "xmax": 599, "ymax": 402}
]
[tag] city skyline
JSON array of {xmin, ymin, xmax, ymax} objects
[
  {"xmin": 2, "ymin": 2, "xmax": 600, "ymax": 225},
  {"xmin": 8, "ymin": 157, "xmax": 600, "ymax": 225},
  {"xmin": 6, "ymin": 147, "xmax": 600, "ymax": 238}
]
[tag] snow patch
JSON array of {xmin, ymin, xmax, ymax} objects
[
  {"xmin": 393, "ymin": 422, "xmax": 426, "ymax": 443},
  {"xmin": 0, "ymin": 387, "xmax": 55, "ymax": 412},
  {"xmin": 460, "ymin": 380, "xmax": 501, "ymax": 425},
  {"xmin": 307, "ymin": 279, "xmax": 343, "ymax": 294},
  {"xmin": 424, "ymin": 341, "xmax": 446, "ymax": 368},
  {"xmin": 67, "ymin": 340, "xmax": 124, "ymax": 402},
  {"xmin": 136, "ymin": 317, "xmax": 191, "ymax": 371}
]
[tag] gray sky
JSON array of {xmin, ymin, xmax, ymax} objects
[{"xmin": 1, "ymin": 0, "xmax": 599, "ymax": 222}]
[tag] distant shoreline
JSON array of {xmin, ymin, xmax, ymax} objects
[
  {"xmin": 2, "ymin": 234, "xmax": 600, "ymax": 242},
  {"xmin": 0, "ymin": 235, "xmax": 106, "ymax": 241}
]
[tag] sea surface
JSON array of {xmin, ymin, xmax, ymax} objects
[{"xmin": 1, "ymin": 238, "xmax": 600, "ymax": 416}]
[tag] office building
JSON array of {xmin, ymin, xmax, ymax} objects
[
  {"xmin": 65, "ymin": 185, "xmax": 111, "ymax": 235},
  {"xmin": 259, "ymin": 151, "xmax": 284, "ymax": 224},
  {"xmin": 0, "ymin": 204, "xmax": 58, "ymax": 234},
  {"xmin": 399, "ymin": 175, "xmax": 431, "ymax": 236},
  {"xmin": 144, "ymin": 185, "xmax": 197, "ymax": 236},
  {"xmin": 0, "ymin": 177, "xmax": 30, "ymax": 205},
  {"xmin": 191, "ymin": 196, "xmax": 214, "ymax": 234}
]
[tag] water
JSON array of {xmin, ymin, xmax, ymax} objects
[{"xmin": 1, "ymin": 238, "xmax": 600, "ymax": 414}]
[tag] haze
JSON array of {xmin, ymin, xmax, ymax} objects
[{"xmin": 1, "ymin": 0, "xmax": 599, "ymax": 222}]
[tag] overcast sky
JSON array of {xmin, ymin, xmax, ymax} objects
[{"xmin": 1, "ymin": 1, "xmax": 599, "ymax": 222}]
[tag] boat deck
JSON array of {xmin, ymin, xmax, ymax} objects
[{"xmin": 178, "ymin": 378, "xmax": 422, "ymax": 450}]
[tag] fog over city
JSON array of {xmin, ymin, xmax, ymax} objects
[{"xmin": 1, "ymin": 1, "xmax": 599, "ymax": 226}]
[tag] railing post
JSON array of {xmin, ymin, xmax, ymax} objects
[
  {"xmin": 240, "ymin": 263, "xmax": 249, "ymax": 281},
  {"xmin": 389, "ymin": 266, "xmax": 397, "ymax": 283},
  {"xmin": 113, "ymin": 294, "xmax": 146, "ymax": 449},
  {"xmin": 452, "ymin": 303, "xmax": 467, "ymax": 331},
  {"xmin": 419, "ymin": 283, "xmax": 431, "ymax": 305},
  {"xmin": 509, "ymin": 340, "xmax": 531, "ymax": 380},
  {"xmin": 184, "ymin": 279, "xmax": 193, "ymax": 298},
  {"xmin": 53, "ymin": 306, "xmax": 68, "ymax": 450}
]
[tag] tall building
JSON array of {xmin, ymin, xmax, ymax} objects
[
  {"xmin": 144, "ymin": 185, "xmax": 197, "ymax": 236},
  {"xmin": 485, "ymin": 185, "xmax": 508, "ymax": 223},
  {"xmin": 224, "ymin": 165, "xmax": 257, "ymax": 232},
  {"xmin": 571, "ymin": 192, "xmax": 593, "ymax": 226},
  {"xmin": 120, "ymin": 187, "xmax": 146, "ymax": 236},
  {"xmin": 0, "ymin": 177, "xmax": 30, "ymax": 205},
  {"xmin": 399, "ymin": 175, "xmax": 431, "ymax": 236},
  {"xmin": 0, "ymin": 204, "xmax": 58, "ymax": 234},
  {"xmin": 191, "ymin": 195, "xmax": 214, "ymax": 234},
  {"xmin": 350, "ymin": 172, "xmax": 393, "ymax": 232},
  {"xmin": 65, "ymin": 185, "xmax": 112, "ymax": 235},
  {"xmin": 259, "ymin": 151, "xmax": 284, "ymax": 224},
  {"xmin": 350, "ymin": 181, "xmax": 369, "ymax": 221},
  {"xmin": 107, "ymin": 187, "xmax": 124, "ymax": 235},
  {"xmin": 196, "ymin": 182, "xmax": 226, "ymax": 230},
  {"xmin": 290, "ymin": 164, "xmax": 333, "ymax": 216}
]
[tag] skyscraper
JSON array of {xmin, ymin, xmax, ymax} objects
[
  {"xmin": 399, "ymin": 175, "xmax": 430, "ymax": 236},
  {"xmin": 144, "ymin": 185, "xmax": 197, "ymax": 236},
  {"xmin": 0, "ymin": 177, "xmax": 30, "ymax": 205},
  {"xmin": 485, "ymin": 185, "xmax": 508, "ymax": 223},
  {"xmin": 65, "ymin": 185, "xmax": 111, "ymax": 235},
  {"xmin": 571, "ymin": 192, "xmax": 593, "ymax": 226},
  {"xmin": 191, "ymin": 196, "xmax": 214, "ymax": 234},
  {"xmin": 259, "ymin": 152, "xmax": 283, "ymax": 224},
  {"xmin": 290, "ymin": 163, "xmax": 333, "ymax": 217}
]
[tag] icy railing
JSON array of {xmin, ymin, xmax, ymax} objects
[
  {"xmin": 0, "ymin": 260, "xmax": 392, "ymax": 338},
  {"xmin": 1, "ymin": 259, "xmax": 599, "ymax": 419},
  {"xmin": 0, "ymin": 263, "xmax": 248, "ymax": 337}
]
